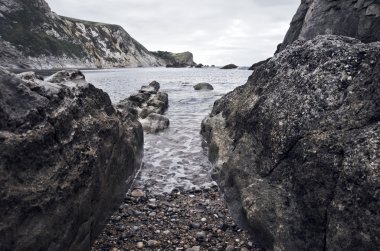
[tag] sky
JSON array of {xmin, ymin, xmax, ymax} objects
[{"xmin": 45, "ymin": 0, "xmax": 300, "ymax": 66}]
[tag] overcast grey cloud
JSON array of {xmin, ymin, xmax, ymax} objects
[{"xmin": 45, "ymin": 0, "xmax": 300, "ymax": 66}]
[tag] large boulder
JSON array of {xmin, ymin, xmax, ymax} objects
[
  {"xmin": 279, "ymin": 0, "xmax": 380, "ymax": 51},
  {"xmin": 0, "ymin": 69, "xmax": 143, "ymax": 251},
  {"xmin": 201, "ymin": 35, "xmax": 380, "ymax": 251},
  {"xmin": 118, "ymin": 81, "xmax": 169, "ymax": 133}
]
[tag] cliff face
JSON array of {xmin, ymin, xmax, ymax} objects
[
  {"xmin": 0, "ymin": 69, "xmax": 144, "ymax": 251},
  {"xmin": 279, "ymin": 0, "xmax": 380, "ymax": 51},
  {"xmin": 202, "ymin": 35, "xmax": 380, "ymax": 251},
  {"xmin": 0, "ymin": 0, "xmax": 193, "ymax": 69}
]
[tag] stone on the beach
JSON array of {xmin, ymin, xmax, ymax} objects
[
  {"xmin": 187, "ymin": 246, "xmax": 200, "ymax": 251},
  {"xmin": 131, "ymin": 189, "xmax": 145, "ymax": 197},
  {"xmin": 136, "ymin": 242, "xmax": 144, "ymax": 249},
  {"xmin": 195, "ymin": 231, "xmax": 206, "ymax": 242},
  {"xmin": 190, "ymin": 222, "xmax": 201, "ymax": 229},
  {"xmin": 193, "ymin": 82, "xmax": 214, "ymax": 90},
  {"xmin": 147, "ymin": 240, "xmax": 160, "ymax": 247}
]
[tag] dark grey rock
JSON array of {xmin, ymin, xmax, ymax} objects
[
  {"xmin": 190, "ymin": 222, "xmax": 201, "ymax": 229},
  {"xmin": 195, "ymin": 231, "xmax": 206, "ymax": 242},
  {"xmin": 152, "ymin": 51, "xmax": 197, "ymax": 68},
  {"xmin": 0, "ymin": 69, "xmax": 143, "ymax": 251},
  {"xmin": 119, "ymin": 81, "xmax": 169, "ymax": 134},
  {"xmin": 140, "ymin": 81, "xmax": 161, "ymax": 94},
  {"xmin": 220, "ymin": 64, "xmax": 238, "ymax": 69},
  {"xmin": 194, "ymin": 83, "xmax": 214, "ymax": 91},
  {"xmin": 201, "ymin": 35, "xmax": 380, "ymax": 251},
  {"xmin": 279, "ymin": 0, "xmax": 380, "ymax": 52},
  {"xmin": 248, "ymin": 58, "xmax": 271, "ymax": 71}
]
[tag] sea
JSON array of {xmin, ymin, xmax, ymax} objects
[{"xmin": 83, "ymin": 67, "xmax": 252, "ymax": 194}]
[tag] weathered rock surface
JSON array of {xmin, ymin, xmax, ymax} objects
[
  {"xmin": 201, "ymin": 35, "xmax": 380, "ymax": 251},
  {"xmin": 221, "ymin": 64, "xmax": 238, "ymax": 69},
  {"xmin": 117, "ymin": 81, "xmax": 169, "ymax": 133},
  {"xmin": 0, "ymin": 0, "xmax": 194, "ymax": 69},
  {"xmin": 279, "ymin": 0, "xmax": 380, "ymax": 51},
  {"xmin": 0, "ymin": 69, "xmax": 143, "ymax": 251},
  {"xmin": 194, "ymin": 83, "xmax": 214, "ymax": 91},
  {"xmin": 248, "ymin": 58, "xmax": 271, "ymax": 71}
]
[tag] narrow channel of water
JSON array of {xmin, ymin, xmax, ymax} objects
[{"xmin": 84, "ymin": 67, "xmax": 252, "ymax": 194}]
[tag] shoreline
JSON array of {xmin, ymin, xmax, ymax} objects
[{"xmin": 92, "ymin": 187, "xmax": 262, "ymax": 251}]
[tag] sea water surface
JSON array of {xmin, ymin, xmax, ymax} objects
[{"xmin": 84, "ymin": 67, "xmax": 252, "ymax": 194}]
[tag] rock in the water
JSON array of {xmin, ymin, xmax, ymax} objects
[
  {"xmin": 45, "ymin": 69, "xmax": 85, "ymax": 83},
  {"xmin": 220, "ymin": 64, "xmax": 238, "ymax": 69},
  {"xmin": 152, "ymin": 51, "xmax": 197, "ymax": 68},
  {"xmin": 279, "ymin": 0, "xmax": 380, "ymax": 52},
  {"xmin": 140, "ymin": 113, "xmax": 170, "ymax": 133},
  {"xmin": 0, "ymin": 69, "xmax": 143, "ymax": 251},
  {"xmin": 202, "ymin": 35, "xmax": 380, "ymax": 251},
  {"xmin": 118, "ymin": 81, "xmax": 169, "ymax": 133},
  {"xmin": 194, "ymin": 83, "xmax": 214, "ymax": 91},
  {"xmin": 140, "ymin": 81, "xmax": 161, "ymax": 93}
]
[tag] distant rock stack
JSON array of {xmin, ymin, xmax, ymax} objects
[
  {"xmin": 117, "ymin": 81, "xmax": 170, "ymax": 133},
  {"xmin": 0, "ymin": 69, "xmax": 143, "ymax": 251}
]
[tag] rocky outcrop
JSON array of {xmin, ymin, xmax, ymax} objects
[
  {"xmin": 117, "ymin": 81, "xmax": 169, "ymax": 133},
  {"xmin": 0, "ymin": 0, "xmax": 194, "ymax": 69},
  {"xmin": 221, "ymin": 64, "xmax": 238, "ymax": 69},
  {"xmin": 194, "ymin": 82, "xmax": 214, "ymax": 91},
  {"xmin": 279, "ymin": 0, "xmax": 380, "ymax": 51},
  {"xmin": 248, "ymin": 58, "xmax": 271, "ymax": 71},
  {"xmin": 201, "ymin": 35, "xmax": 380, "ymax": 251},
  {"xmin": 0, "ymin": 69, "xmax": 143, "ymax": 251},
  {"xmin": 152, "ymin": 51, "xmax": 196, "ymax": 68}
]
